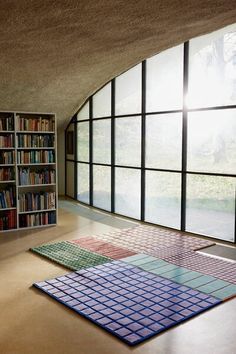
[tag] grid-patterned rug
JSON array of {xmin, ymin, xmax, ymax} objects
[
  {"xmin": 34, "ymin": 260, "xmax": 221, "ymax": 346},
  {"xmin": 122, "ymin": 254, "xmax": 236, "ymax": 300},
  {"xmin": 70, "ymin": 237, "xmax": 136, "ymax": 259},
  {"xmin": 31, "ymin": 241, "xmax": 111, "ymax": 270},
  {"xmin": 95, "ymin": 225, "xmax": 215, "ymax": 253},
  {"xmin": 163, "ymin": 250, "xmax": 236, "ymax": 285}
]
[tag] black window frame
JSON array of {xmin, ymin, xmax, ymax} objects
[{"xmin": 65, "ymin": 40, "xmax": 236, "ymax": 244}]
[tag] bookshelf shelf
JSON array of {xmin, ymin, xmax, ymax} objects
[
  {"xmin": 0, "ymin": 207, "xmax": 16, "ymax": 211},
  {"xmin": 0, "ymin": 111, "xmax": 57, "ymax": 232},
  {"xmin": 0, "ymin": 180, "xmax": 15, "ymax": 184},
  {"xmin": 17, "ymin": 131, "xmax": 55, "ymax": 134},
  {"xmin": 17, "ymin": 163, "xmax": 56, "ymax": 166},
  {"xmin": 0, "ymin": 147, "xmax": 15, "ymax": 150},
  {"xmin": 17, "ymin": 147, "xmax": 55, "ymax": 150},
  {"xmin": 19, "ymin": 208, "xmax": 56, "ymax": 214},
  {"xmin": 18, "ymin": 183, "xmax": 56, "ymax": 188}
]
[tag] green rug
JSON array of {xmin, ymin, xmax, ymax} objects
[{"xmin": 31, "ymin": 241, "xmax": 111, "ymax": 270}]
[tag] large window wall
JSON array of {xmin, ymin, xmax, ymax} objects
[{"xmin": 66, "ymin": 23, "xmax": 236, "ymax": 243}]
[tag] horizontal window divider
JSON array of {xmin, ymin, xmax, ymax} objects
[
  {"xmin": 92, "ymin": 116, "xmax": 113, "ymax": 121},
  {"xmin": 186, "ymin": 171, "xmax": 236, "ymax": 178},
  {"xmin": 91, "ymin": 162, "xmax": 111, "ymax": 167},
  {"xmin": 71, "ymin": 162, "xmax": 235, "ymax": 177},
  {"xmin": 114, "ymin": 164, "xmax": 141, "ymax": 170},
  {"xmin": 75, "ymin": 160, "xmax": 90, "ymax": 165},
  {"xmin": 76, "ymin": 119, "xmax": 91, "ymax": 123},
  {"xmin": 145, "ymin": 167, "xmax": 182, "ymax": 173},
  {"xmin": 187, "ymin": 105, "xmax": 236, "ymax": 112},
  {"xmin": 145, "ymin": 109, "xmax": 183, "ymax": 116},
  {"xmin": 75, "ymin": 105, "xmax": 236, "ymax": 124},
  {"xmin": 74, "ymin": 163, "xmax": 190, "ymax": 173},
  {"xmin": 113, "ymin": 113, "xmax": 142, "ymax": 118}
]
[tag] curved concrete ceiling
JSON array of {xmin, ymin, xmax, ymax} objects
[{"xmin": 0, "ymin": 1, "xmax": 236, "ymax": 129}]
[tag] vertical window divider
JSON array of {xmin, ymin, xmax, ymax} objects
[
  {"xmin": 111, "ymin": 79, "xmax": 115, "ymax": 213},
  {"xmin": 181, "ymin": 41, "xmax": 189, "ymax": 231},
  {"xmin": 234, "ymin": 188, "xmax": 236, "ymax": 244},
  {"xmin": 141, "ymin": 60, "xmax": 146, "ymax": 221},
  {"xmin": 89, "ymin": 97, "xmax": 93, "ymax": 206},
  {"xmin": 64, "ymin": 127, "xmax": 67, "ymax": 196},
  {"xmin": 74, "ymin": 119, "xmax": 78, "ymax": 200}
]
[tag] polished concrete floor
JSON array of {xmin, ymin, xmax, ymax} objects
[{"xmin": 0, "ymin": 199, "xmax": 236, "ymax": 354}]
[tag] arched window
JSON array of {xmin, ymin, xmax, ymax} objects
[{"xmin": 66, "ymin": 23, "xmax": 236, "ymax": 243}]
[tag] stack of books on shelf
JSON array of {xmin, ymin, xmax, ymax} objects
[
  {"xmin": 0, "ymin": 134, "xmax": 14, "ymax": 148},
  {"xmin": 19, "ymin": 211, "xmax": 56, "ymax": 228},
  {"xmin": 19, "ymin": 191, "xmax": 56, "ymax": 212},
  {"xmin": 17, "ymin": 116, "xmax": 55, "ymax": 131},
  {"xmin": 0, "ymin": 186, "xmax": 15, "ymax": 209},
  {"xmin": 17, "ymin": 150, "xmax": 55, "ymax": 164},
  {"xmin": 0, "ymin": 111, "xmax": 57, "ymax": 232},
  {"xmin": 18, "ymin": 168, "xmax": 55, "ymax": 185},
  {"xmin": 0, "ymin": 167, "xmax": 14, "ymax": 181},
  {"xmin": 0, "ymin": 210, "xmax": 16, "ymax": 230},
  {"xmin": 0, "ymin": 116, "xmax": 14, "ymax": 131},
  {"xmin": 0, "ymin": 151, "xmax": 14, "ymax": 164},
  {"xmin": 18, "ymin": 134, "xmax": 55, "ymax": 148}
]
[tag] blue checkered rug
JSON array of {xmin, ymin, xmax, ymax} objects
[{"xmin": 34, "ymin": 260, "xmax": 221, "ymax": 345}]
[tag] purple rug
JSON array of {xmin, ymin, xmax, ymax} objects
[{"xmin": 34, "ymin": 260, "xmax": 221, "ymax": 345}]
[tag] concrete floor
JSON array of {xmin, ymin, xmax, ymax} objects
[{"xmin": 0, "ymin": 199, "xmax": 236, "ymax": 354}]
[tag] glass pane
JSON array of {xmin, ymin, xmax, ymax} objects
[
  {"xmin": 93, "ymin": 83, "xmax": 111, "ymax": 118},
  {"xmin": 146, "ymin": 113, "xmax": 182, "ymax": 170},
  {"xmin": 146, "ymin": 45, "xmax": 183, "ymax": 112},
  {"xmin": 77, "ymin": 122, "xmax": 89, "ymax": 162},
  {"xmin": 115, "ymin": 64, "xmax": 142, "ymax": 115},
  {"xmin": 186, "ymin": 174, "xmax": 235, "ymax": 242},
  {"xmin": 66, "ymin": 161, "xmax": 74, "ymax": 198},
  {"xmin": 93, "ymin": 165, "xmax": 111, "ymax": 211},
  {"xmin": 115, "ymin": 167, "xmax": 140, "ymax": 219},
  {"xmin": 77, "ymin": 163, "xmax": 89, "ymax": 204},
  {"xmin": 187, "ymin": 110, "xmax": 236, "ymax": 174},
  {"xmin": 66, "ymin": 123, "xmax": 75, "ymax": 160},
  {"xmin": 145, "ymin": 171, "xmax": 181, "ymax": 229},
  {"xmin": 93, "ymin": 119, "xmax": 111, "ymax": 164},
  {"xmin": 77, "ymin": 101, "xmax": 89, "ymax": 121},
  {"xmin": 188, "ymin": 23, "xmax": 236, "ymax": 108},
  {"xmin": 115, "ymin": 116, "xmax": 141, "ymax": 167}
]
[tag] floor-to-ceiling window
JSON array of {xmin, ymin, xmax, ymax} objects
[{"xmin": 66, "ymin": 23, "xmax": 236, "ymax": 243}]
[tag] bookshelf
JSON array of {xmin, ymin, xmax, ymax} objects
[{"xmin": 0, "ymin": 111, "xmax": 57, "ymax": 232}]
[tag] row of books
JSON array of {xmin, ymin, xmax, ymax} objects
[
  {"xmin": 0, "ymin": 186, "xmax": 15, "ymax": 208},
  {"xmin": 17, "ymin": 150, "xmax": 55, "ymax": 164},
  {"xmin": 0, "ymin": 210, "xmax": 16, "ymax": 230},
  {"xmin": 18, "ymin": 168, "xmax": 55, "ymax": 185},
  {"xmin": 17, "ymin": 116, "xmax": 55, "ymax": 132},
  {"xmin": 0, "ymin": 116, "xmax": 14, "ymax": 131},
  {"xmin": 0, "ymin": 134, "xmax": 14, "ymax": 148},
  {"xmin": 18, "ymin": 191, "xmax": 56, "ymax": 212},
  {"xmin": 19, "ymin": 211, "xmax": 56, "ymax": 227},
  {"xmin": 18, "ymin": 134, "xmax": 55, "ymax": 148},
  {"xmin": 0, "ymin": 167, "xmax": 15, "ymax": 181},
  {"xmin": 0, "ymin": 151, "xmax": 14, "ymax": 164}
]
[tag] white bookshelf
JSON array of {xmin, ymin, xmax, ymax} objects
[{"xmin": 0, "ymin": 111, "xmax": 57, "ymax": 232}]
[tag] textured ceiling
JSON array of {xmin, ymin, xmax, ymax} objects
[{"xmin": 0, "ymin": 0, "xmax": 236, "ymax": 129}]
